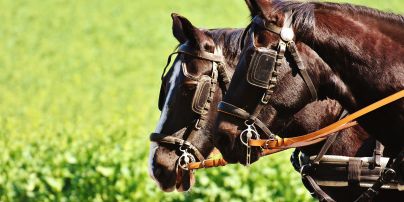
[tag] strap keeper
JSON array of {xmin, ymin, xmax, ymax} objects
[{"xmin": 201, "ymin": 160, "xmax": 206, "ymax": 168}]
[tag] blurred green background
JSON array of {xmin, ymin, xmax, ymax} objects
[{"xmin": 0, "ymin": 0, "xmax": 402, "ymax": 201}]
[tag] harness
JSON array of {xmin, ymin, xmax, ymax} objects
[
  {"xmin": 214, "ymin": 12, "xmax": 404, "ymax": 201},
  {"xmin": 151, "ymin": 13, "xmax": 404, "ymax": 201},
  {"xmin": 150, "ymin": 43, "xmax": 228, "ymax": 170}
]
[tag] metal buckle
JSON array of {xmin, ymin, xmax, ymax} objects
[
  {"xmin": 195, "ymin": 119, "xmax": 202, "ymax": 130},
  {"xmin": 201, "ymin": 160, "xmax": 206, "ymax": 168},
  {"xmin": 261, "ymin": 93, "xmax": 269, "ymax": 104},
  {"xmin": 264, "ymin": 140, "xmax": 270, "ymax": 149}
]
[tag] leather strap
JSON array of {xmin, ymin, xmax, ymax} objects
[
  {"xmin": 348, "ymin": 158, "xmax": 362, "ymax": 186},
  {"xmin": 303, "ymin": 175, "xmax": 336, "ymax": 202},
  {"xmin": 188, "ymin": 148, "xmax": 286, "ymax": 170},
  {"xmin": 287, "ymin": 41, "xmax": 318, "ymax": 101},
  {"xmin": 217, "ymin": 101, "xmax": 275, "ymax": 137},
  {"xmin": 312, "ymin": 134, "xmax": 338, "ymax": 165},
  {"xmin": 312, "ymin": 109, "xmax": 349, "ymax": 164},
  {"xmin": 178, "ymin": 44, "xmax": 224, "ymax": 63},
  {"xmin": 249, "ymin": 90, "xmax": 404, "ymax": 149},
  {"xmin": 150, "ymin": 129, "xmax": 205, "ymax": 162},
  {"xmin": 371, "ymin": 141, "xmax": 384, "ymax": 168},
  {"xmin": 355, "ymin": 149, "xmax": 404, "ymax": 202}
]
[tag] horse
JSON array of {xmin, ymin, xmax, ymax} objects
[
  {"xmin": 148, "ymin": 13, "xmax": 242, "ymax": 192},
  {"xmin": 215, "ymin": 0, "xmax": 403, "ymax": 160},
  {"xmin": 213, "ymin": 0, "xmax": 403, "ymax": 200},
  {"xmin": 148, "ymin": 13, "xmax": 382, "ymax": 201}
]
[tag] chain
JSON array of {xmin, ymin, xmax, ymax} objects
[{"xmin": 240, "ymin": 121, "xmax": 261, "ymax": 166}]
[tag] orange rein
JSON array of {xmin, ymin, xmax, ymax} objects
[{"xmin": 188, "ymin": 90, "xmax": 403, "ymax": 170}]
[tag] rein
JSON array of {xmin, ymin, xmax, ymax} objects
[{"xmin": 248, "ymin": 90, "xmax": 404, "ymax": 149}]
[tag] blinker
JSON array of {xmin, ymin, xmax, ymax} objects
[
  {"xmin": 192, "ymin": 75, "xmax": 212, "ymax": 115},
  {"xmin": 246, "ymin": 47, "xmax": 278, "ymax": 89}
]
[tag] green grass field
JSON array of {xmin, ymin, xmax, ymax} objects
[{"xmin": 0, "ymin": 0, "xmax": 402, "ymax": 201}]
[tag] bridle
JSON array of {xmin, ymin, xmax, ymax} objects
[
  {"xmin": 217, "ymin": 12, "xmax": 318, "ymax": 165},
  {"xmin": 150, "ymin": 43, "xmax": 229, "ymax": 170},
  {"xmin": 214, "ymin": 11, "xmax": 404, "ymax": 202}
]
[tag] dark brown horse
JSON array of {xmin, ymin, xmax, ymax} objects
[
  {"xmin": 148, "ymin": 13, "xmax": 242, "ymax": 192},
  {"xmin": 212, "ymin": 0, "xmax": 403, "ymax": 200},
  {"xmin": 148, "ymin": 13, "xmax": 378, "ymax": 200},
  {"xmin": 214, "ymin": 0, "xmax": 403, "ymax": 163}
]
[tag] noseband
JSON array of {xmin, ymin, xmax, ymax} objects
[
  {"xmin": 150, "ymin": 43, "xmax": 228, "ymax": 170},
  {"xmin": 217, "ymin": 12, "xmax": 318, "ymax": 165}
]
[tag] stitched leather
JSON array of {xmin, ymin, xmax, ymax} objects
[
  {"xmin": 246, "ymin": 48, "xmax": 278, "ymax": 88},
  {"xmin": 192, "ymin": 76, "xmax": 212, "ymax": 114},
  {"xmin": 348, "ymin": 159, "xmax": 362, "ymax": 186}
]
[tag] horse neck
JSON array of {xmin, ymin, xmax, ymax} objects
[
  {"xmin": 294, "ymin": 3, "xmax": 404, "ymax": 154},
  {"xmin": 298, "ymin": 4, "xmax": 404, "ymax": 108}
]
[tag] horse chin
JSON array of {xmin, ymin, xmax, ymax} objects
[{"xmin": 175, "ymin": 168, "xmax": 195, "ymax": 192}]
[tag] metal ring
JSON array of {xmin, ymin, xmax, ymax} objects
[
  {"xmin": 261, "ymin": 93, "xmax": 269, "ymax": 104},
  {"xmin": 179, "ymin": 145, "xmax": 187, "ymax": 152},
  {"xmin": 244, "ymin": 119, "xmax": 255, "ymax": 126},
  {"xmin": 195, "ymin": 119, "xmax": 202, "ymax": 130}
]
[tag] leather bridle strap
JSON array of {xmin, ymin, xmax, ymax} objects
[
  {"xmin": 253, "ymin": 15, "xmax": 318, "ymax": 101},
  {"xmin": 160, "ymin": 44, "xmax": 226, "ymax": 80},
  {"xmin": 249, "ymin": 90, "xmax": 404, "ymax": 149},
  {"xmin": 218, "ymin": 101, "xmax": 275, "ymax": 137},
  {"xmin": 177, "ymin": 44, "xmax": 224, "ymax": 63},
  {"xmin": 287, "ymin": 41, "xmax": 318, "ymax": 101},
  {"xmin": 178, "ymin": 44, "xmax": 230, "ymax": 88},
  {"xmin": 150, "ymin": 129, "xmax": 205, "ymax": 162}
]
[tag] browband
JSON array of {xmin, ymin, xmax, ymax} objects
[{"xmin": 178, "ymin": 44, "xmax": 225, "ymax": 63}]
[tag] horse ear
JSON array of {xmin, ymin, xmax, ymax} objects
[
  {"xmin": 171, "ymin": 13, "xmax": 187, "ymax": 43},
  {"xmin": 170, "ymin": 13, "xmax": 204, "ymax": 45},
  {"xmin": 244, "ymin": 0, "xmax": 273, "ymax": 19},
  {"xmin": 244, "ymin": 0, "xmax": 259, "ymax": 17}
]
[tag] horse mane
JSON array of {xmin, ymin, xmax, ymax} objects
[
  {"xmin": 205, "ymin": 28, "xmax": 244, "ymax": 64},
  {"xmin": 273, "ymin": 0, "xmax": 404, "ymax": 36}
]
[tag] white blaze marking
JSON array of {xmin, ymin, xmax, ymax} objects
[
  {"xmin": 154, "ymin": 59, "xmax": 182, "ymax": 133},
  {"xmin": 148, "ymin": 59, "xmax": 182, "ymax": 185}
]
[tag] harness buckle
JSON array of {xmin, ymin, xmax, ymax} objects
[
  {"xmin": 195, "ymin": 119, "xmax": 202, "ymax": 130},
  {"xmin": 264, "ymin": 140, "xmax": 270, "ymax": 149},
  {"xmin": 261, "ymin": 93, "xmax": 269, "ymax": 104},
  {"xmin": 201, "ymin": 160, "xmax": 206, "ymax": 168}
]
